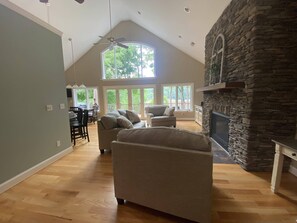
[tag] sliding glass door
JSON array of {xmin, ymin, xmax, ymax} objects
[{"xmin": 104, "ymin": 85, "xmax": 155, "ymax": 118}]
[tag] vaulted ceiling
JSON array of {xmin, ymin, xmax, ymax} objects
[{"xmin": 9, "ymin": 0, "xmax": 231, "ymax": 70}]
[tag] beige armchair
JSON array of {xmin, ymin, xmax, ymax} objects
[
  {"xmin": 145, "ymin": 105, "xmax": 176, "ymax": 127},
  {"xmin": 112, "ymin": 127, "xmax": 213, "ymax": 223}
]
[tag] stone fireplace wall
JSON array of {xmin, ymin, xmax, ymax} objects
[{"xmin": 203, "ymin": 0, "xmax": 297, "ymax": 171}]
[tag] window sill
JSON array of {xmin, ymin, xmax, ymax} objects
[
  {"xmin": 101, "ymin": 77, "xmax": 156, "ymax": 82},
  {"xmin": 174, "ymin": 110, "xmax": 193, "ymax": 112}
]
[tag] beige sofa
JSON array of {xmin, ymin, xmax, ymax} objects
[
  {"xmin": 112, "ymin": 127, "xmax": 213, "ymax": 223},
  {"xmin": 145, "ymin": 105, "xmax": 176, "ymax": 127},
  {"xmin": 97, "ymin": 110, "xmax": 145, "ymax": 154}
]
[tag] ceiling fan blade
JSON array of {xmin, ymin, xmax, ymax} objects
[
  {"xmin": 94, "ymin": 41, "xmax": 110, "ymax": 46},
  {"xmin": 75, "ymin": 0, "xmax": 84, "ymax": 4},
  {"xmin": 40, "ymin": 0, "xmax": 83, "ymax": 4},
  {"xmin": 114, "ymin": 37, "xmax": 126, "ymax": 42},
  {"xmin": 117, "ymin": 42, "xmax": 129, "ymax": 49}
]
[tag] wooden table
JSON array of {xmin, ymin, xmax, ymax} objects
[{"xmin": 271, "ymin": 139, "xmax": 297, "ymax": 193}]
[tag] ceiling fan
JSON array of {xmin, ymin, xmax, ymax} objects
[
  {"xmin": 94, "ymin": 0, "xmax": 128, "ymax": 49},
  {"xmin": 39, "ymin": 0, "xmax": 84, "ymax": 4}
]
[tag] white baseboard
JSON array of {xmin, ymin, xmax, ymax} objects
[
  {"xmin": 176, "ymin": 118, "xmax": 195, "ymax": 121},
  {"xmin": 0, "ymin": 147, "xmax": 73, "ymax": 194},
  {"xmin": 289, "ymin": 164, "xmax": 297, "ymax": 177}
]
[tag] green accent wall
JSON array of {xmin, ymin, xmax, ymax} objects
[{"xmin": 0, "ymin": 4, "xmax": 71, "ymax": 184}]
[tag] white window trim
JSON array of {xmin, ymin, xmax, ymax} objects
[
  {"xmin": 210, "ymin": 33, "xmax": 225, "ymax": 84},
  {"xmin": 103, "ymin": 84, "xmax": 156, "ymax": 117},
  {"xmin": 72, "ymin": 87, "xmax": 98, "ymax": 109},
  {"xmin": 161, "ymin": 83, "xmax": 194, "ymax": 111},
  {"xmin": 101, "ymin": 42, "xmax": 156, "ymax": 80},
  {"xmin": 101, "ymin": 76, "xmax": 157, "ymax": 82}
]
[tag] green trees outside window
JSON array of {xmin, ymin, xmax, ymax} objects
[
  {"xmin": 73, "ymin": 87, "xmax": 98, "ymax": 109},
  {"xmin": 102, "ymin": 43, "xmax": 155, "ymax": 79},
  {"xmin": 105, "ymin": 86, "xmax": 155, "ymax": 117},
  {"xmin": 163, "ymin": 84, "xmax": 193, "ymax": 111}
]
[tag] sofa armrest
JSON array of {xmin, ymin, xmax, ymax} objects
[
  {"xmin": 98, "ymin": 127, "xmax": 125, "ymax": 151},
  {"xmin": 146, "ymin": 113, "xmax": 154, "ymax": 126}
]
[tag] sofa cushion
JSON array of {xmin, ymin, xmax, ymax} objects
[
  {"xmin": 100, "ymin": 115, "xmax": 118, "ymax": 130},
  {"xmin": 117, "ymin": 127, "xmax": 211, "ymax": 152},
  {"xmin": 117, "ymin": 116, "xmax": 133, "ymax": 129},
  {"xmin": 151, "ymin": 116, "xmax": 176, "ymax": 121},
  {"xmin": 126, "ymin": 110, "xmax": 141, "ymax": 124},
  {"xmin": 107, "ymin": 110, "xmax": 121, "ymax": 118},
  {"xmin": 118, "ymin": 109, "xmax": 128, "ymax": 118},
  {"xmin": 146, "ymin": 105, "xmax": 168, "ymax": 116},
  {"xmin": 163, "ymin": 107, "xmax": 175, "ymax": 116}
]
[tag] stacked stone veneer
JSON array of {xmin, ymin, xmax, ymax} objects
[{"xmin": 203, "ymin": 0, "xmax": 297, "ymax": 171}]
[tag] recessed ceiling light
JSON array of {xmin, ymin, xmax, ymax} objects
[
  {"xmin": 191, "ymin": 42, "xmax": 195, "ymax": 46},
  {"xmin": 184, "ymin": 7, "xmax": 190, "ymax": 13}
]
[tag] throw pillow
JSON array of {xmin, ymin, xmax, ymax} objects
[
  {"xmin": 163, "ymin": 107, "xmax": 175, "ymax": 116},
  {"xmin": 100, "ymin": 115, "xmax": 118, "ymax": 129},
  {"xmin": 126, "ymin": 110, "xmax": 141, "ymax": 124},
  {"xmin": 107, "ymin": 110, "xmax": 121, "ymax": 118},
  {"xmin": 118, "ymin": 109, "xmax": 128, "ymax": 118},
  {"xmin": 117, "ymin": 116, "xmax": 133, "ymax": 129}
]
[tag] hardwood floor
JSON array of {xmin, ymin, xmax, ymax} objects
[{"xmin": 0, "ymin": 121, "xmax": 296, "ymax": 223}]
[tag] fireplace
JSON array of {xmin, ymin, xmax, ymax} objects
[
  {"xmin": 202, "ymin": 0, "xmax": 297, "ymax": 171},
  {"xmin": 210, "ymin": 112, "xmax": 230, "ymax": 151}
]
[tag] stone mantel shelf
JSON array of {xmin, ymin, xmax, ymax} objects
[{"xmin": 196, "ymin": 82, "xmax": 245, "ymax": 93}]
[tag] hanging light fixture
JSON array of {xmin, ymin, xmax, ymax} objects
[
  {"xmin": 79, "ymin": 83, "xmax": 86, "ymax": 88},
  {"xmin": 66, "ymin": 38, "xmax": 78, "ymax": 88},
  {"xmin": 41, "ymin": 0, "xmax": 50, "ymax": 23},
  {"xmin": 66, "ymin": 38, "xmax": 86, "ymax": 88}
]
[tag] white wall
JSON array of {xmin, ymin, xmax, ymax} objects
[{"xmin": 65, "ymin": 21, "xmax": 205, "ymax": 118}]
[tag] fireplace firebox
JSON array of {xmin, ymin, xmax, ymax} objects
[{"xmin": 210, "ymin": 112, "xmax": 230, "ymax": 151}]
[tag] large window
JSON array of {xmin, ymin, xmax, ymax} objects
[
  {"xmin": 104, "ymin": 85, "xmax": 155, "ymax": 118},
  {"xmin": 162, "ymin": 84, "xmax": 193, "ymax": 111},
  {"xmin": 102, "ymin": 43, "xmax": 155, "ymax": 80},
  {"xmin": 73, "ymin": 87, "xmax": 98, "ymax": 109}
]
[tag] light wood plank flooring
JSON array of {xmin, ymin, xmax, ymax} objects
[{"xmin": 0, "ymin": 121, "xmax": 296, "ymax": 223}]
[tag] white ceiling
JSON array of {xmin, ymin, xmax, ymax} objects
[{"xmin": 8, "ymin": 0, "xmax": 231, "ymax": 70}]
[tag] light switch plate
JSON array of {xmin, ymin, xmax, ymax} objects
[
  {"xmin": 46, "ymin": 105, "xmax": 53, "ymax": 111},
  {"xmin": 59, "ymin": 103, "xmax": 65, "ymax": 109}
]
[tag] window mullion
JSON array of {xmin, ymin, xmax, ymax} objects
[
  {"xmin": 114, "ymin": 48, "xmax": 117, "ymax": 79},
  {"xmin": 140, "ymin": 45, "xmax": 143, "ymax": 78},
  {"xmin": 169, "ymin": 86, "xmax": 172, "ymax": 107},
  {"xmin": 176, "ymin": 86, "xmax": 178, "ymax": 110},
  {"xmin": 189, "ymin": 86, "xmax": 191, "ymax": 110},
  {"xmin": 116, "ymin": 89, "xmax": 120, "ymax": 110},
  {"xmin": 85, "ymin": 88, "xmax": 89, "ymax": 109},
  {"xmin": 140, "ymin": 88, "xmax": 144, "ymax": 118}
]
